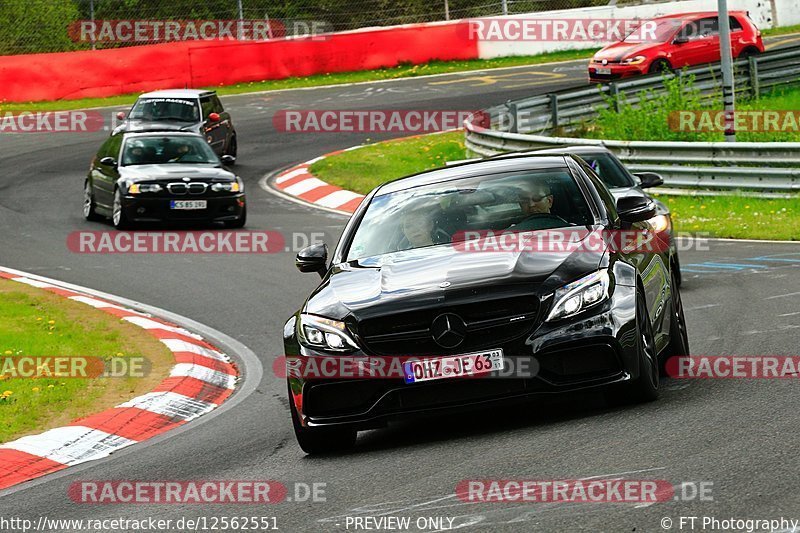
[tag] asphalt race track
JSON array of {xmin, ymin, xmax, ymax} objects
[{"xmin": 1, "ymin": 50, "xmax": 800, "ymax": 531}]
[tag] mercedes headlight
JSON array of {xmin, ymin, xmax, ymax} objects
[
  {"xmin": 298, "ymin": 314, "xmax": 358, "ymax": 352},
  {"xmin": 648, "ymin": 214, "xmax": 671, "ymax": 233},
  {"xmin": 546, "ymin": 271, "xmax": 611, "ymax": 322}
]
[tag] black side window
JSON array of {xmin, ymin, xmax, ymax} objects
[
  {"xmin": 679, "ymin": 17, "xmax": 718, "ymax": 40},
  {"xmin": 729, "ymin": 16, "xmax": 743, "ymax": 31},
  {"xmin": 200, "ymin": 97, "xmax": 214, "ymax": 119},
  {"xmin": 106, "ymin": 135, "xmax": 123, "ymax": 162},
  {"xmin": 99, "ymin": 135, "xmax": 123, "ymax": 162},
  {"xmin": 97, "ymin": 137, "xmax": 114, "ymax": 160},
  {"xmin": 211, "ymin": 95, "xmax": 224, "ymax": 114},
  {"xmin": 575, "ymin": 159, "xmax": 618, "ymax": 221}
]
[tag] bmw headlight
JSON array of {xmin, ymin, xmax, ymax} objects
[
  {"xmin": 128, "ymin": 183, "xmax": 162, "ymax": 194},
  {"xmin": 211, "ymin": 180, "xmax": 242, "ymax": 193},
  {"xmin": 546, "ymin": 271, "xmax": 611, "ymax": 322},
  {"xmin": 298, "ymin": 314, "xmax": 358, "ymax": 352},
  {"xmin": 648, "ymin": 214, "xmax": 671, "ymax": 233},
  {"xmin": 622, "ymin": 55, "xmax": 647, "ymax": 65}
]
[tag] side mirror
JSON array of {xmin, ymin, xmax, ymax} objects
[
  {"xmin": 617, "ymin": 196, "xmax": 657, "ymax": 224},
  {"xmin": 208, "ymin": 112, "xmax": 221, "ymax": 122},
  {"xmin": 634, "ymin": 172, "xmax": 664, "ymax": 189},
  {"xmin": 296, "ymin": 243, "xmax": 328, "ymax": 277},
  {"xmin": 220, "ymin": 154, "xmax": 236, "ymax": 165},
  {"xmin": 673, "ymin": 37, "xmax": 689, "ymax": 45},
  {"xmin": 116, "ymin": 111, "xmax": 126, "ymax": 120},
  {"xmin": 99, "ymin": 156, "xmax": 118, "ymax": 168}
]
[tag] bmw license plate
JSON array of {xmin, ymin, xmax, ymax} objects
[
  {"xmin": 170, "ymin": 200, "xmax": 207, "ymax": 210},
  {"xmin": 404, "ymin": 349, "xmax": 504, "ymax": 384},
  {"xmin": 596, "ymin": 67, "xmax": 612, "ymax": 75}
]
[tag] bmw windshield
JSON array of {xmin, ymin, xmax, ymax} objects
[
  {"xmin": 121, "ymin": 136, "xmax": 220, "ymax": 166},
  {"xmin": 345, "ymin": 169, "xmax": 594, "ymax": 261}
]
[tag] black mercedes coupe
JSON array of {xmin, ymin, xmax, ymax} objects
[{"xmin": 283, "ymin": 153, "xmax": 689, "ymax": 454}]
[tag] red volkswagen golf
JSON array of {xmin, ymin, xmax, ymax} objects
[{"xmin": 589, "ymin": 11, "xmax": 764, "ymax": 83}]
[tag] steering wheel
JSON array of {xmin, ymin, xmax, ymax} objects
[{"xmin": 517, "ymin": 213, "xmax": 572, "ymax": 228}]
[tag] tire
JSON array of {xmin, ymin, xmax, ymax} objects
[
  {"xmin": 606, "ymin": 288, "xmax": 660, "ymax": 405},
  {"xmin": 225, "ymin": 205, "xmax": 246, "ymax": 229},
  {"xmin": 83, "ymin": 181, "xmax": 102, "ymax": 221},
  {"xmin": 112, "ymin": 187, "xmax": 132, "ymax": 230},
  {"xmin": 289, "ymin": 386, "xmax": 356, "ymax": 455},
  {"xmin": 739, "ymin": 48, "xmax": 760, "ymax": 60},
  {"xmin": 661, "ymin": 269, "xmax": 690, "ymax": 373},
  {"xmin": 226, "ymin": 135, "xmax": 237, "ymax": 163},
  {"xmin": 648, "ymin": 59, "xmax": 671, "ymax": 75}
]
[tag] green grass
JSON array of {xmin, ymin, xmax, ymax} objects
[
  {"xmin": 583, "ymin": 76, "xmax": 800, "ymax": 142},
  {"xmin": 656, "ymin": 194, "xmax": 800, "ymax": 241},
  {"xmin": 0, "ymin": 279, "xmax": 172, "ymax": 443},
  {"xmin": 763, "ymin": 24, "xmax": 800, "ymax": 37},
  {"xmin": 310, "ymin": 131, "xmax": 468, "ymax": 194},
  {"xmin": 0, "ymin": 49, "xmax": 594, "ymax": 113}
]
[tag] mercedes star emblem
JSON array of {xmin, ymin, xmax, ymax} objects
[{"xmin": 430, "ymin": 313, "xmax": 467, "ymax": 349}]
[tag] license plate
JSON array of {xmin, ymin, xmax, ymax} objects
[
  {"xmin": 170, "ymin": 200, "xmax": 207, "ymax": 210},
  {"xmin": 404, "ymin": 349, "xmax": 504, "ymax": 384},
  {"xmin": 596, "ymin": 67, "xmax": 611, "ymax": 75}
]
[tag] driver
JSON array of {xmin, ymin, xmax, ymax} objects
[
  {"xmin": 509, "ymin": 182, "xmax": 563, "ymax": 232},
  {"xmin": 518, "ymin": 183, "xmax": 553, "ymax": 216},
  {"xmin": 126, "ymin": 144, "xmax": 146, "ymax": 165},
  {"xmin": 168, "ymin": 142, "xmax": 192, "ymax": 162},
  {"xmin": 398, "ymin": 204, "xmax": 450, "ymax": 250}
]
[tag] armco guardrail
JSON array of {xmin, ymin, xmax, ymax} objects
[{"xmin": 465, "ymin": 45, "xmax": 800, "ymax": 192}]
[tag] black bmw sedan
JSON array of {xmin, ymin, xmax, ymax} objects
[
  {"xmin": 84, "ymin": 131, "xmax": 246, "ymax": 229},
  {"xmin": 284, "ymin": 154, "xmax": 689, "ymax": 454}
]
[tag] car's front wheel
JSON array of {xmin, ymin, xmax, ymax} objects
[
  {"xmin": 226, "ymin": 134, "xmax": 237, "ymax": 163},
  {"xmin": 83, "ymin": 181, "xmax": 102, "ymax": 221},
  {"xmin": 606, "ymin": 288, "xmax": 660, "ymax": 405},
  {"xmin": 649, "ymin": 59, "xmax": 672, "ymax": 75},
  {"xmin": 662, "ymin": 270, "xmax": 690, "ymax": 372},
  {"xmin": 290, "ymin": 387, "xmax": 356, "ymax": 454},
  {"xmin": 112, "ymin": 188, "xmax": 132, "ymax": 230}
]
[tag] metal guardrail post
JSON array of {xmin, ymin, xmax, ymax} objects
[
  {"xmin": 749, "ymin": 56, "xmax": 760, "ymax": 100},
  {"xmin": 507, "ymin": 102, "xmax": 519, "ymax": 133},
  {"xmin": 549, "ymin": 94, "xmax": 559, "ymax": 130},
  {"xmin": 609, "ymin": 83, "xmax": 620, "ymax": 113}
]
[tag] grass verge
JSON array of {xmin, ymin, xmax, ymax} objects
[
  {"xmin": 763, "ymin": 24, "xmax": 800, "ymax": 37},
  {"xmin": 654, "ymin": 194, "xmax": 799, "ymax": 241},
  {"xmin": 583, "ymin": 76, "xmax": 800, "ymax": 142},
  {"xmin": 307, "ymin": 132, "xmax": 799, "ymax": 240},
  {"xmin": 0, "ymin": 279, "xmax": 173, "ymax": 443},
  {"xmin": 0, "ymin": 49, "xmax": 593, "ymax": 113},
  {"xmin": 309, "ymin": 131, "xmax": 467, "ymax": 195}
]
